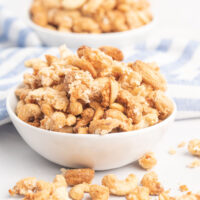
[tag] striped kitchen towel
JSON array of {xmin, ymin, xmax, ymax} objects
[
  {"xmin": 0, "ymin": 4, "xmax": 41, "ymax": 47},
  {"xmin": 0, "ymin": 5, "xmax": 200, "ymax": 126}
]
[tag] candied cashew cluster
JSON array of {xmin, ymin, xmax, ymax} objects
[
  {"xmin": 30, "ymin": 0, "xmax": 153, "ymax": 33},
  {"xmin": 15, "ymin": 45, "xmax": 173, "ymax": 134}
]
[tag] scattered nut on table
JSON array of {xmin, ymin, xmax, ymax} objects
[
  {"xmin": 138, "ymin": 152, "xmax": 157, "ymax": 170},
  {"xmin": 188, "ymin": 139, "xmax": 200, "ymax": 156},
  {"xmin": 102, "ymin": 174, "xmax": 137, "ymax": 196},
  {"xmin": 141, "ymin": 171, "xmax": 164, "ymax": 195},
  {"xmin": 61, "ymin": 168, "xmax": 95, "ymax": 186}
]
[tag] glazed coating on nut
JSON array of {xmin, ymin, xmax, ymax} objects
[
  {"xmin": 9, "ymin": 175, "xmax": 69, "ymax": 200},
  {"xmin": 30, "ymin": 0, "xmax": 153, "ymax": 33},
  {"xmin": 138, "ymin": 152, "xmax": 157, "ymax": 170},
  {"xmin": 9, "ymin": 177, "xmax": 38, "ymax": 196},
  {"xmin": 89, "ymin": 184, "xmax": 109, "ymax": 200},
  {"xmin": 188, "ymin": 139, "xmax": 200, "ymax": 156},
  {"xmin": 126, "ymin": 186, "xmax": 150, "ymax": 200},
  {"xmin": 15, "ymin": 45, "xmax": 173, "ymax": 134},
  {"xmin": 102, "ymin": 174, "xmax": 137, "ymax": 196},
  {"xmin": 69, "ymin": 183, "xmax": 90, "ymax": 200},
  {"xmin": 62, "ymin": 168, "xmax": 94, "ymax": 186},
  {"xmin": 99, "ymin": 46, "xmax": 124, "ymax": 61},
  {"xmin": 141, "ymin": 171, "xmax": 164, "ymax": 195}
]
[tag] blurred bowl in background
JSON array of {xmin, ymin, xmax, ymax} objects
[{"xmin": 27, "ymin": 10, "xmax": 157, "ymax": 49}]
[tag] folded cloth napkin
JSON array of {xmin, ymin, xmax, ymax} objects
[{"xmin": 0, "ymin": 5, "xmax": 200, "ymax": 126}]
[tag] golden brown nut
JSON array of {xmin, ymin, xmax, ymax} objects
[
  {"xmin": 102, "ymin": 174, "xmax": 137, "ymax": 196},
  {"xmin": 93, "ymin": 106, "xmax": 104, "ymax": 121},
  {"xmin": 40, "ymin": 112, "xmax": 68, "ymax": 130},
  {"xmin": 89, "ymin": 184, "xmax": 109, "ymax": 200},
  {"xmin": 69, "ymin": 183, "xmax": 90, "ymax": 200},
  {"xmin": 25, "ymin": 87, "xmax": 69, "ymax": 112},
  {"xmin": 63, "ymin": 168, "xmax": 94, "ymax": 186},
  {"xmin": 23, "ymin": 73, "xmax": 41, "ymax": 89},
  {"xmin": 131, "ymin": 60, "xmax": 167, "ymax": 91},
  {"xmin": 16, "ymin": 101, "xmax": 41, "ymax": 123},
  {"xmin": 110, "ymin": 78, "xmax": 119, "ymax": 105},
  {"xmin": 118, "ymin": 71, "xmax": 142, "ymax": 90},
  {"xmin": 62, "ymin": 0, "xmax": 86, "ymax": 10},
  {"xmin": 42, "ymin": 0, "xmax": 61, "ymax": 9},
  {"xmin": 89, "ymin": 118, "xmax": 121, "ymax": 135},
  {"xmin": 30, "ymin": 1, "xmax": 48, "ymax": 27},
  {"xmin": 179, "ymin": 185, "xmax": 188, "ymax": 192},
  {"xmin": 110, "ymin": 103, "xmax": 125, "ymax": 112},
  {"xmin": 78, "ymin": 127, "xmax": 89, "ymax": 134},
  {"xmin": 101, "ymin": 0, "xmax": 116, "ymax": 10},
  {"xmin": 93, "ymin": 8, "xmax": 112, "ymax": 33},
  {"xmin": 125, "ymin": 10, "xmax": 144, "ymax": 29},
  {"xmin": 56, "ymin": 126, "xmax": 74, "ymax": 133},
  {"xmin": 117, "ymin": 89, "xmax": 143, "ymax": 124},
  {"xmin": 141, "ymin": 171, "xmax": 164, "ymax": 195},
  {"xmin": 99, "ymin": 46, "xmax": 124, "ymax": 61},
  {"xmin": 81, "ymin": 0, "xmax": 103, "ymax": 15},
  {"xmin": 77, "ymin": 46, "xmax": 113, "ymax": 72},
  {"xmin": 66, "ymin": 55, "xmax": 97, "ymax": 78},
  {"xmin": 73, "ymin": 17, "xmax": 101, "ymax": 33},
  {"xmin": 158, "ymin": 192, "xmax": 172, "ymax": 200},
  {"xmin": 41, "ymin": 103, "xmax": 54, "ymax": 117},
  {"xmin": 107, "ymin": 10, "xmax": 128, "ymax": 32},
  {"xmin": 51, "ymin": 175, "xmax": 68, "ymax": 200},
  {"xmin": 138, "ymin": 152, "xmax": 157, "ymax": 170},
  {"xmin": 9, "ymin": 177, "xmax": 37, "ymax": 196},
  {"xmin": 126, "ymin": 186, "xmax": 150, "ymax": 200},
  {"xmin": 66, "ymin": 114, "xmax": 77, "ymax": 126},
  {"xmin": 148, "ymin": 90, "xmax": 174, "ymax": 120},
  {"xmin": 188, "ymin": 139, "xmax": 200, "ymax": 156},
  {"xmin": 45, "ymin": 54, "xmax": 59, "ymax": 66},
  {"xmin": 104, "ymin": 109, "xmax": 133, "ymax": 131},
  {"xmin": 143, "ymin": 113, "xmax": 159, "ymax": 127},
  {"xmin": 69, "ymin": 101, "xmax": 83, "ymax": 116},
  {"xmin": 15, "ymin": 88, "xmax": 31, "ymax": 100},
  {"xmin": 75, "ymin": 108, "xmax": 95, "ymax": 129}
]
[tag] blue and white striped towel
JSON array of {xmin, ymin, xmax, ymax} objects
[{"xmin": 0, "ymin": 5, "xmax": 200, "ymax": 126}]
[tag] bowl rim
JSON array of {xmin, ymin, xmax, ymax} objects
[
  {"xmin": 27, "ymin": 10, "xmax": 157, "ymax": 38},
  {"xmin": 6, "ymin": 83, "xmax": 177, "ymax": 138}
]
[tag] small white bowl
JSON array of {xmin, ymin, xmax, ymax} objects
[
  {"xmin": 7, "ymin": 85, "xmax": 176, "ymax": 170},
  {"xmin": 27, "ymin": 13, "xmax": 157, "ymax": 49}
]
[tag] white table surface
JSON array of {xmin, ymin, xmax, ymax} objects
[
  {"xmin": 1, "ymin": 0, "xmax": 200, "ymax": 198},
  {"xmin": 1, "ymin": 119, "xmax": 200, "ymax": 199}
]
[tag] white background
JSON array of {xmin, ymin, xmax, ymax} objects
[{"xmin": 0, "ymin": 0, "xmax": 200, "ymax": 199}]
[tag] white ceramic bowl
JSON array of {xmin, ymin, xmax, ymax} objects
[
  {"xmin": 7, "ymin": 86, "xmax": 176, "ymax": 170},
  {"xmin": 27, "ymin": 11, "xmax": 157, "ymax": 49}
]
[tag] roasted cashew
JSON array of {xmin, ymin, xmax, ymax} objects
[{"xmin": 102, "ymin": 174, "xmax": 137, "ymax": 196}]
